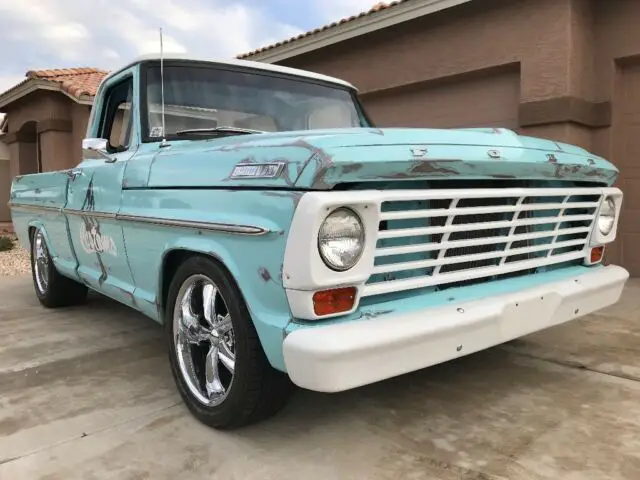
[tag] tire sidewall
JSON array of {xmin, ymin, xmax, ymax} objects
[
  {"xmin": 165, "ymin": 256, "xmax": 258, "ymax": 424},
  {"xmin": 30, "ymin": 228, "xmax": 52, "ymax": 303}
]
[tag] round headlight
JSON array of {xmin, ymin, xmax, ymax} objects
[
  {"xmin": 318, "ymin": 207, "xmax": 365, "ymax": 271},
  {"xmin": 597, "ymin": 196, "xmax": 616, "ymax": 235}
]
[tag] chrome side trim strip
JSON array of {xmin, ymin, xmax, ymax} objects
[
  {"xmin": 116, "ymin": 214, "xmax": 269, "ymax": 235},
  {"xmin": 63, "ymin": 208, "xmax": 116, "ymax": 219},
  {"xmin": 8, "ymin": 203, "xmax": 62, "ymax": 214},
  {"xmin": 9, "ymin": 203, "xmax": 270, "ymax": 235}
]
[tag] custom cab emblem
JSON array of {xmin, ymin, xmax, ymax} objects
[
  {"xmin": 231, "ymin": 162, "xmax": 285, "ymax": 179},
  {"xmin": 410, "ymin": 147, "xmax": 428, "ymax": 157},
  {"xmin": 79, "ymin": 222, "xmax": 117, "ymax": 256}
]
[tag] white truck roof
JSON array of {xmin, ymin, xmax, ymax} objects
[{"xmin": 102, "ymin": 53, "xmax": 357, "ymax": 90}]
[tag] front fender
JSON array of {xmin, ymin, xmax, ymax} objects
[{"xmin": 120, "ymin": 188, "xmax": 303, "ymax": 372}]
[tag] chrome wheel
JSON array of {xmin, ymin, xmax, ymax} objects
[
  {"xmin": 173, "ymin": 274, "xmax": 236, "ymax": 407},
  {"xmin": 34, "ymin": 230, "xmax": 50, "ymax": 294}
]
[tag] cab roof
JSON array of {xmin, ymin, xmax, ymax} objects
[{"xmin": 102, "ymin": 53, "xmax": 357, "ymax": 90}]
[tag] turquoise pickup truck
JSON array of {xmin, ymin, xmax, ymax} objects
[{"xmin": 9, "ymin": 54, "xmax": 629, "ymax": 429}]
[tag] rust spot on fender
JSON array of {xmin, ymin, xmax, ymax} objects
[
  {"xmin": 547, "ymin": 154, "xmax": 558, "ymax": 164},
  {"xmin": 258, "ymin": 267, "xmax": 272, "ymax": 282},
  {"xmin": 261, "ymin": 190, "xmax": 303, "ymax": 209},
  {"xmin": 587, "ymin": 158, "xmax": 596, "ymax": 166}
]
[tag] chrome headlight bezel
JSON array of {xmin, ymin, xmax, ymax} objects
[
  {"xmin": 597, "ymin": 196, "xmax": 616, "ymax": 236},
  {"xmin": 317, "ymin": 207, "xmax": 365, "ymax": 272}
]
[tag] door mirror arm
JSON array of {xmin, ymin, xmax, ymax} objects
[{"xmin": 82, "ymin": 138, "xmax": 117, "ymax": 163}]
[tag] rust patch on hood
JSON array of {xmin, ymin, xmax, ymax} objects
[
  {"xmin": 341, "ymin": 163, "xmax": 363, "ymax": 174},
  {"xmin": 409, "ymin": 160, "xmax": 463, "ymax": 176}
]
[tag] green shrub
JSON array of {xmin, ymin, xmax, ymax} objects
[{"xmin": 0, "ymin": 236, "xmax": 14, "ymax": 252}]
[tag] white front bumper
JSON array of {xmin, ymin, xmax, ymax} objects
[{"xmin": 283, "ymin": 265, "xmax": 629, "ymax": 392}]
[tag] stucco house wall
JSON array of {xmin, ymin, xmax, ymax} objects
[{"xmin": 240, "ymin": 0, "xmax": 640, "ymax": 275}]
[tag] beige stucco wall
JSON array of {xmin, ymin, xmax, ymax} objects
[
  {"xmin": 275, "ymin": 0, "xmax": 639, "ymax": 274},
  {"xmin": 0, "ymin": 140, "xmax": 9, "ymax": 222}
]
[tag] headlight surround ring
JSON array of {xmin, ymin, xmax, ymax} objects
[{"xmin": 597, "ymin": 196, "xmax": 616, "ymax": 236}]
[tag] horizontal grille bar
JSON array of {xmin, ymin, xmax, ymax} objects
[
  {"xmin": 379, "ymin": 201, "xmax": 599, "ymax": 221},
  {"xmin": 378, "ymin": 214, "xmax": 594, "ymax": 240},
  {"xmin": 363, "ymin": 251, "xmax": 586, "ymax": 297},
  {"xmin": 372, "ymin": 238, "xmax": 587, "ymax": 275},
  {"xmin": 375, "ymin": 227, "xmax": 591, "ymax": 257},
  {"xmin": 368, "ymin": 187, "xmax": 604, "ymax": 202}
]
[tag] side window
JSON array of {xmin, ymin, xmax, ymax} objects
[{"xmin": 99, "ymin": 77, "xmax": 134, "ymax": 153}]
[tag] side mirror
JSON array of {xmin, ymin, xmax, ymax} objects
[{"xmin": 82, "ymin": 138, "xmax": 116, "ymax": 163}]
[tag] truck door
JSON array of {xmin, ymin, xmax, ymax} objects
[{"xmin": 65, "ymin": 73, "xmax": 138, "ymax": 308}]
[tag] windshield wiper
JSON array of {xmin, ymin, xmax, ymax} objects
[{"xmin": 175, "ymin": 126, "xmax": 265, "ymax": 137}]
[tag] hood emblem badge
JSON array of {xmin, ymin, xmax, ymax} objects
[
  {"xmin": 231, "ymin": 162, "xmax": 285, "ymax": 179},
  {"xmin": 410, "ymin": 147, "xmax": 428, "ymax": 157}
]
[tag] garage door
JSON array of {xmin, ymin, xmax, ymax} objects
[
  {"xmin": 612, "ymin": 64, "xmax": 640, "ymax": 276},
  {"xmin": 360, "ymin": 69, "xmax": 520, "ymax": 129}
]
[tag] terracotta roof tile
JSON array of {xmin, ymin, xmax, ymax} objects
[
  {"xmin": 26, "ymin": 68, "xmax": 109, "ymax": 98},
  {"xmin": 237, "ymin": 0, "xmax": 408, "ymax": 59}
]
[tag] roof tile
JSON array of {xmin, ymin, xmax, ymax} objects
[
  {"xmin": 25, "ymin": 68, "xmax": 109, "ymax": 98},
  {"xmin": 237, "ymin": 0, "xmax": 407, "ymax": 59}
]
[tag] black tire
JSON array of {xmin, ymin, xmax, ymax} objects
[
  {"xmin": 165, "ymin": 255, "xmax": 293, "ymax": 429},
  {"xmin": 30, "ymin": 227, "xmax": 88, "ymax": 308}
]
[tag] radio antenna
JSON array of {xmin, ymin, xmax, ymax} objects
[{"xmin": 159, "ymin": 27, "xmax": 168, "ymax": 147}]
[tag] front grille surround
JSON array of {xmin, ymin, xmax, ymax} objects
[{"xmin": 363, "ymin": 188, "xmax": 603, "ymax": 297}]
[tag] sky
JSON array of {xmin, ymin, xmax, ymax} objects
[{"xmin": 0, "ymin": 0, "xmax": 377, "ymax": 94}]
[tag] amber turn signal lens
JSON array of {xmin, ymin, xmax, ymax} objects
[
  {"xmin": 313, "ymin": 287, "xmax": 357, "ymax": 316},
  {"xmin": 591, "ymin": 246, "xmax": 605, "ymax": 264}
]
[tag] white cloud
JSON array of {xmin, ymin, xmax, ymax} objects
[
  {"xmin": 0, "ymin": 0, "xmax": 381, "ymax": 98},
  {"xmin": 0, "ymin": 0, "xmax": 303, "ymax": 96},
  {"xmin": 0, "ymin": 75, "xmax": 27, "ymax": 97},
  {"xmin": 316, "ymin": 0, "xmax": 379, "ymax": 21}
]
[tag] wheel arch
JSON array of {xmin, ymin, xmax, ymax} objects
[
  {"xmin": 156, "ymin": 242, "xmax": 292, "ymax": 373},
  {"xmin": 27, "ymin": 222, "xmax": 54, "ymax": 255},
  {"xmin": 158, "ymin": 248, "xmax": 243, "ymax": 317}
]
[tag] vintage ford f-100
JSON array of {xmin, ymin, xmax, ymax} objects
[{"xmin": 8, "ymin": 54, "xmax": 629, "ymax": 429}]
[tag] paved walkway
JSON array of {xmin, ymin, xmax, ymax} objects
[{"xmin": 0, "ymin": 275, "xmax": 638, "ymax": 479}]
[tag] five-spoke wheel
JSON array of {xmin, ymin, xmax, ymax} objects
[
  {"xmin": 174, "ymin": 275, "xmax": 236, "ymax": 406},
  {"xmin": 165, "ymin": 255, "xmax": 293, "ymax": 429}
]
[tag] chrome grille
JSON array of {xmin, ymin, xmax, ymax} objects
[{"xmin": 363, "ymin": 188, "xmax": 602, "ymax": 297}]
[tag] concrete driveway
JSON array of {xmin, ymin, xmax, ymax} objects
[{"xmin": 1, "ymin": 274, "xmax": 639, "ymax": 480}]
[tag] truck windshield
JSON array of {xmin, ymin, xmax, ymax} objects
[{"xmin": 143, "ymin": 63, "xmax": 371, "ymax": 141}]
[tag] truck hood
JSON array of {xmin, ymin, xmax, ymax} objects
[{"xmin": 146, "ymin": 127, "xmax": 618, "ymax": 190}]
